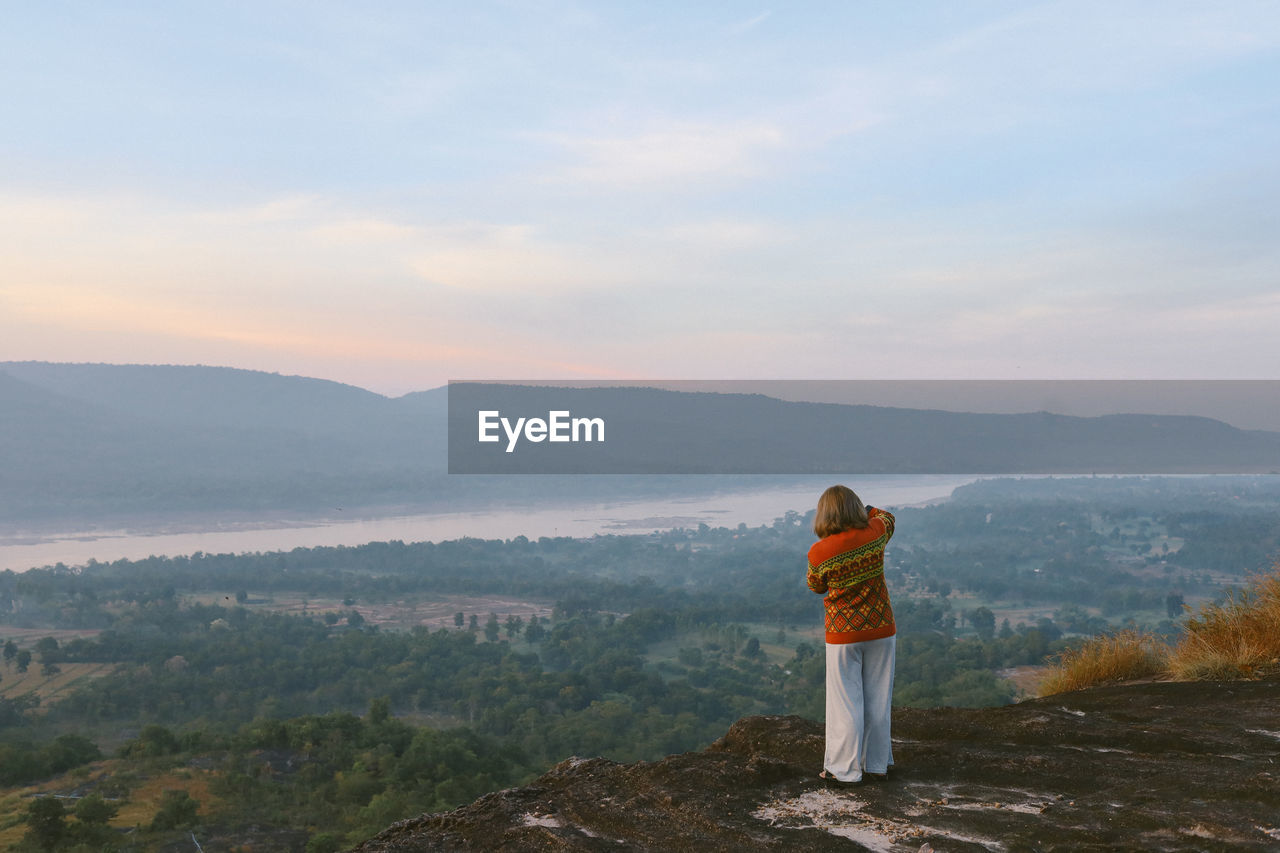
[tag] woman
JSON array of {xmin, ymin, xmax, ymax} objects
[{"xmin": 807, "ymin": 484, "xmax": 896, "ymax": 787}]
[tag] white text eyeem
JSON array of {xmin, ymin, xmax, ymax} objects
[{"xmin": 477, "ymin": 410, "xmax": 605, "ymax": 453}]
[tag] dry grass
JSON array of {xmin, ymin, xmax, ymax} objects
[
  {"xmin": 1168, "ymin": 570, "xmax": 1280, "ymax": 681},
  {"xmin": 112, "ymin": 768, "xmax": 218, "ymax": 829},
  {"xmin": 0, "ymin": 763, "xmax": 111, "ymax": 848},
  {"xmin": 0, "ymin": 761, "xmax": 221, "ymax": 847},
  {"xmin": 1037, "ymin": 630, "xmax": 1169, "ymax": 696},
  {"xmin": 1039, "ymin": 565, "xmax": 1280, "ymax": 697},
  {"xmin": 0, "ymin": 661, "xmax": 116, "ymax": 706}
]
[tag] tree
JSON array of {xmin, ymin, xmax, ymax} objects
[
  {"xmin": 454, "ymin": 611, "xmax": 465, "ymax": 628},
  {"xmin": 347, "ymin": 610, "xmax": 365, "ymax": 628},
  {"xmin": 3, "ymin": 639, "xmax": 16, "ymax": 665},
  {"xmin": 0, "ymin": 693, "xmax": 39, "ymax": 728},
  {"xmin": 323, "ymin": 611, "xmax": 340, "ymax": 626},
  {"xmin": 235, "ymin": 589, "xmax": 249, "ymax": 603},
  {"xmin": 68, "ymin": 792, "xmax": 119, "ymax": 847},
  {"xmin": 16, "ymin": 649, "xmax": 31, "ymax": 673},
  {"xmin": 122, "ymin": 724, "xmax": 180, "ymax": 758},
  {"xmin": 23, "ymin": 797, "xmax": 66, "ymax": 851},
  {"xmin": 484, "ymin": 613, "xmax": 500, "ymax": 643},
  {"xmin": 150, "ymin": 790, "xmax": 199, "ymax": 830},
  {"xmin": 970, "ymin": 606, "xmax": 996, "ymax": 641},
  {"xmin": 74, "ymin": 793, "xmax": 118, "ymax": 825},
  {"xmin": 307, "ymin": 833, "xmax": 342, "ymax": 853},
  {"xmin": 368, "ymin": 696, "xmax": 391, "ymax": 725}
]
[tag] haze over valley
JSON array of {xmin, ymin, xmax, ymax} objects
[{"xmin": 5, "ymin": 2, "xmax": 1280, "ymax": 847}]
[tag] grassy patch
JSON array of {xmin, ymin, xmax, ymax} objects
[
  {"xmin": 643, "ymin": 624, "xmax": 820, "ymax": 670},
  {"xmin": 180, "ymin": 590, "xmax": 556, "ymax": 633},
  {"xmin": 1169, "ymin": 569, "xmax": 1280, "ymax": 681},
  {"xmin": 0, "ymin": 626, "xmax": 104, "ymax": 645},
  {"xmin": 1037, "ymin": 630, "xmax": 1168, "ymax": 696},
  {"xmin": 0, "ymin": 757, "xmax": 224, "ymax": 848},
  {"xmin": 997, "ymin": 664, "xmax": 1049, "ymax": 698},
  {"xmin": 642, "ymin": 630, "xmax": 699, "ymax": 667},
  {"xmin": 111, "ymin": 767, "xmax": 219, "ymax": 829},
  {"xmin": 0, "ymin": 661, "xmax": 116, "ymax": 705},
  {"xmin": 0, "ymin": 762, "xmax": 119, "ymax": 848},
  {"xmin": 0, "ymin": 788, "xmax": 32, "ymax": 848},
  {"xmin": 1039, "ymin": 564, "xmax": 1280, "ymax": 696}
]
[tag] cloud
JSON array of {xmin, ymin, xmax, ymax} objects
[
  {"xmin": 407, "ymin": 223, "xmax": 614, "ymax": 293},
  {"xmin": 537, "ymin": 119, "xmax": 788, "ymax": 189},
  {"xmin": 0, "ymin": 189, "xmax": 651, "ymax": 383},
  {"xmin": 728, "ymin": 11, "xmax": 772, "ymax": 35},
  {"xmin": 310, "ymin": 218, "xmax": 420, "ymax": 244},
  {"xmin": 655, "ymin": 219, "xmax": 786, "ymax": 249},
  {"xmin": 244, "ymin": 195, "xmax": 326, "ymax": 223}
]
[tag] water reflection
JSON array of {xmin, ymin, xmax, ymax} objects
[{"xmin": 0, "ymin": 475, "xmax": 980, "ymax": 572}]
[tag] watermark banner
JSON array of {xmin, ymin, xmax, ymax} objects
[{"xmin": 447, "ymin": 380, "xmax": 1280, "ymax": 475}]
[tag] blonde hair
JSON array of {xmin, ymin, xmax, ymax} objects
[{"xmin": 813, "ymin": 485, "xmax": 870, "ymax": 538}]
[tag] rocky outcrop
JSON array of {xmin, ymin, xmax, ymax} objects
[{"xmin": 353, "ymin": 676, "xmax": 1280, "ymax": 851}]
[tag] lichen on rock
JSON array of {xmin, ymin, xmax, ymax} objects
[{"xmin": 353, "ymin": 675, "xmax": 1280, "ymax": 852}]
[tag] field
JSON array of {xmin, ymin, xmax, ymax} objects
[
  {"xmin": 644, "ymin": 623, "xmax": 823, "ymax": 669},
  {"xmin": 182, "ymin": 591, "xmax": 556, "ymax": 633},
  {"xmin": 0, "ymin": 661, "xmax": 116, "ymax": 707},
  {"xmin": 995, "ymin": 664, "xmax": 1048, "ymax": 698},
  {"xmin": 0, "ymin": 761, "xmax": 222, "ymax": 849}
]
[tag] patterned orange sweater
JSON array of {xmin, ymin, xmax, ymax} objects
[{"xmin": 806, "ymin": 507, "xmax": 896, "ymax": 644}]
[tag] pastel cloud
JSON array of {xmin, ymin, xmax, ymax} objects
[
  {"xmin": 2, "ymin": 2, "xmax": 1279, "ymax": 392},
  {"xmin": 538, "ymin": 120, "xmax": 789, "ymax": 189}
]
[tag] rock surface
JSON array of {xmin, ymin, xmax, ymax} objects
[{"xmin": 352, "ymin": 676, "xmax": 1280, "ymax": 851}]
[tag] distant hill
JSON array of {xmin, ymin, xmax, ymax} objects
[
  {"xmin": 0, "ymin": 360, "xmax": 444, "ymax": 439},
  {"xmin": 3, "ymin": 363, "xmax": 1280, "ymax": 525},
  {"xmin": 447, "ymin": 382, "xmax": 1280, "ymax": 474},
  {"xmin": 0, "ymin": 363, "xmax": 447, "ymax": 523}
]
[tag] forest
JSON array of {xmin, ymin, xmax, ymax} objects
[{"xmin": 2, "ymin": 475, "xmax": 1278, "ymax": 850}]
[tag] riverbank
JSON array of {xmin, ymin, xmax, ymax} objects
[{"xmin": 0, "ymin": 475, "xmax": 979, "ymax": 572}]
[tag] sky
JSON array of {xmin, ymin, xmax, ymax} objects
[{"xmin": 2, "ymin": 1, "xmax": 1279, "ymax": 396}]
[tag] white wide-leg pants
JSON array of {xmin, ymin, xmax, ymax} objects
[{"xmin": 824, "ymin": 635, "xmax": 896, "ymax": 782}]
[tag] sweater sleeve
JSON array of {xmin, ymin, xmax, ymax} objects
[
  {"xmin": 869, "ymin": 507, "xmax": 895, "ymax": 541},
  {"xmin": 806, "ymin": 553, "xmax": 827, "ymax": 594}
]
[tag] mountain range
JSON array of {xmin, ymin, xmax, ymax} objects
[{"xmin": 3, "ymin": 363, "xmax": 1279, "ymax": 524}]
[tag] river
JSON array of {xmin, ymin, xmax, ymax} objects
[{"xmin": 0, "ymin": 475, "xmax": 982, "ymax": 572}]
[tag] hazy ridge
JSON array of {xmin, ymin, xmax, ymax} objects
[{"xmin": 4, "ymin": 363, "xmax": 1280, "ymax": 525}]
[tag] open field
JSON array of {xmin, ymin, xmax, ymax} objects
[
  {"xmin": 182, "ymin": 591, "xmax": 556, "ymax": 633},
  {"xmin": 0, "ymin": 626, "xmax": 103, "ymax": 645},
  {"xmin": 644, "ymin": 623, "xmax": 824, "ymax": 670},
  {"xmin": 995, "ymin": 664, "xmax": 1049, "ymax": 698},
  {"xmin": 0, "ymin": 760, "xmax": 222, "ymax": 849},
  {"xmin": 111, "ymin": 766, "xmax": 219, "ymax": 833},
  {"xmin": 0, "ymin": 661, "xmax": 116, "ymax": 706}
]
